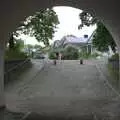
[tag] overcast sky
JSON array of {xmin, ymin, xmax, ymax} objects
[{"xmin": 18, "ymin": 6, "xmax": 96, "ymax": 46}]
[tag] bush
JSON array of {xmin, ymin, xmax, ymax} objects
[
  {"xmin": 63, "ymin": 46, "xmax": 79, "ymax": 60},
  {"xmin": 5, "ymin": 49, "xmax": 28, "ymax": 60},
  {"xmin": 48, "ymin": 51, "xmax": 56, "ymax": 59},
  {"xmin": 79, "ymin": 52, "xmax": 90, "ymax": 59},
  {"xmin": 79, "ymin": 52, "xmax": 100, "ymax": 59},
  {"xmin": 91, "ymin": 53, "xmax": 100, "ymax": 58},
  {"xmin": 109, "ymin": 53, "xmax": 119, "ymax": 61}
]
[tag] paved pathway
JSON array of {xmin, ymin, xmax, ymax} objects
[{"xmin": 5, "ymin": 60, "xmax": 120, "ymax": 119}]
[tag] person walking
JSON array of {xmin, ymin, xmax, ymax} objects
[
  {"xmin": 59, "ymin": 52, "xmax": 62, "ymax": 64},
  {"xmin": 58, "ymin": 53, "xmax": 61, "ymax": 62},
  {"xmin": 54, "ymin": 52, "xmax": 59, "ymax": 65}
]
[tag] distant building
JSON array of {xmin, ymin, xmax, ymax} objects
[
  {"xmin": 53, "ymin": 32, "xmax": 117, "ymax": 58},
  {"xmin": 52, "ymin": 40, "xmax": 61, "ymax": 48},
  {"xmin": 53, "ymin": 34, "xmax": 95, "ymax": 54}
]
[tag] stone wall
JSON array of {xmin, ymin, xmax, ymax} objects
[{"xmin": 4, "ymin": 59, "xmax": 31, "ymax": 84}]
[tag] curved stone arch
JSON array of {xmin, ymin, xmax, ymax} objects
[
  {"xmin": 0, "ymin": 0, "xmax": 120, "ymax": 108},
  {"xmin": 0, "ymin": 0, "xmax": 119, "ymax": 47}
]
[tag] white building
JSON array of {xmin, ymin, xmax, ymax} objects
[{"xmin": 53, "ymin": 34, "xmax": 95, "ymax": 54}]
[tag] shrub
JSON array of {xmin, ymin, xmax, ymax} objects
[
  {"xmin": 49, "ymin": 51, "xmax": 56, "ymax": 59},
  {"xmin": 79, "ymin": 52, "xmax": 90, "ymax": 59},
  {"xmin": 79, "ymin": 52, "xmax": 100, "ymax": 59},
  {"xmin": 63, "ymin": 46, "xmax": 79, "ymax": 60},
  {"xmin": 109, "ymin": 53, "xmax": 119, "ymax": 60},
  {"xmin": 91, "ymin": 53, "xmax": 100, "ymax": 58},
  {"xmin": 5, "ymin": 49, "xmax": 28, "ymax": 60}
]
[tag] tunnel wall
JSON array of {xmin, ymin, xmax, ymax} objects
[{"xmin": 0, "ymin": 0, "xmax": 120, "ymax": 107}]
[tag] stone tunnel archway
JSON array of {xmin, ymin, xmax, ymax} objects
[{"xmin": 0, "ymin": 0, "xmax": 120, "ymax": 108}]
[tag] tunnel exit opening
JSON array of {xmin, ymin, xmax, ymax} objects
[
  {"xmin": 0, "ymin": 0, "xmax": 119, "ymax": 119},
  {"xmin": 3, "ymin": 5, "xmax": 120, "ymax": 119}
]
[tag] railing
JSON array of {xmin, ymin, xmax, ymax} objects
[
  {"xmin": 4, "ymin": 59, "xmax": 31, "ymax": 84},
  {"xmin": 108, "ymin": 59, "xmax": 119, "ymax": 71},
  {"xmin": 107, "ymin": 58, "xmax": 119, "ymax": 91}
]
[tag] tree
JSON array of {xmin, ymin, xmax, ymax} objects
[
  {"xmin": 5, "ymin": 38, "xmax": 27, "ymax": 60},
  {"xmin": 25, "ymin": 44, "xmax": 34, "ymax": 54},
  {"xmin": 16, "ymin": 8, "xmax": 59, "ymax": 46},
  {"xmin": 92, "ymin": 22, "xmax": 116, "ymax": 52},
  {"xmin": 78, "ymin": 11, "xmax": 97, "ymax": 29},
  {"xmin": 34, "ymin": 44, "xmax": 42, "ymax": 51},
  {"xmin": 9, "ymin": 33, "xmax": 15, "ymax": 50},
  {"xmin": 14, "ymin": 39, "xmax": 24, "ymax": 51},
  {"xmin": 8, "ymin": 33, "xmax": 24, "ymax": 51},
  {"xmin": 78, "ymin": 11, "xmax": 116, "ymax": 53}
]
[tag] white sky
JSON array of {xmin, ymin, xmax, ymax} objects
[{"xmin": 18, "ymin": 6, "xmax": 96, "ymax": 46}]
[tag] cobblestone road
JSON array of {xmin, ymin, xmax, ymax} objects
[{"xmin": 5, "ymin": 60, "xmax": 120, "ymax": 119}]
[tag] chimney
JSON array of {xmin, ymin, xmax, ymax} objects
[{"xmin": 84, "ymin": 35, "xmax": 88, "ymax": 38}]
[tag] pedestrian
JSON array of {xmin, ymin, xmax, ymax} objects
[
  {"xmin": 59, "ymin": 52, "xmax": 62, "ymax": 63},
  {"xmin": 54, "ymin": 59, "xmax": 56, "ymax": 65},
  {"xmin": 53, "ymin": 52, "xmax": 58, "ymax": 65},
  {"xmin": 56, "ymin": 52, "xmax": 59, "ymax": 60},
  {"xmin": 80, "ymin": 58, "xmax": 83, "ymax": 65},
  {"xmin": 62, "ymin": 53, "xmax": 64, "ymax": 61}
]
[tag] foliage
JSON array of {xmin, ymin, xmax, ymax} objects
[
  {"xmin": 49, "ymin": 51, "xmax": 56, "ymax": 59},
  {"xmin": 26, "ymin": 44, "xmax": 34, "ymax": 49},
  {"xmin": 49, "ymin": 46, "xmax": 79, "ymax": 60},
  {"xmin": 78, "ymin": 11, "xmax": 97, "ymax": 29},
  {"xmin": 17, "ymin": 8, "xmax": 59, "ymax": 46},
  {"xmin": 41, "ymin": 46, "xmax": 51, "ymax": 53},
  {"xmin": 5, "ymin": 38, "xmax": 28, "ymax": 60},
  {"xmin": 5, "ymin": 50, "xmax": 28, "ymax": 60},
  {"xmin": 8, "ymin": 33, "xmax": 24, "ymax": 51},
  {"xmin": 24, "ymin": 44, "xmax": 34, "ymax": 57},
  {"xmin": 109, "ymin": 53, "xmax": 119, "ymax": 61},
  {"xmin": 63, "ymin": 46, "xmax": 79, "ymax": 60},
  {"xmin": 9, "ymin": 34, "xmax": 15, "ymax": 49},
  {"xmin": 92, "ymin": 22, "xmax": 116, "ymax": 52},
  {"xmin": 78, "ymin": 11, "xmax": 116, "ymax": 53},
  {"xmin": 91, "ymin": 53, "xmax": 100, "ymax": 58},
  {"xmin": 79, "ymin": 50, "xmax": 100, "ymax": 59},
  {"xmin": 14, "ymin": 39, "xmax": 24, "ymax": 51},
  {"xmin": 79, "ymin": 51, "xmax": 91, "ymax": 59},
  {"xmin": 34, "ymin": 44, "xmax": 42, "ymax": 51}
]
